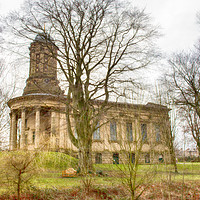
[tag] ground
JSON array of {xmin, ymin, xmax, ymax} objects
[
  {"xmin": 0, "ymin": 152, "xmax": 200, "ymax": 199},
  {"xmin": 1, "ymin": 181, "xmax": 200, "ymax": 199}
]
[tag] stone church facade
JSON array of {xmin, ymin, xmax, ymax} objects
[{"xmin": 8, "ymin": 34, "xmax": 171, "ymax": 164}]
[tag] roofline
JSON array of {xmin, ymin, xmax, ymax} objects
[{"xmin": 7, "ymin": 94, "xmax": 170, "ymax": 112}]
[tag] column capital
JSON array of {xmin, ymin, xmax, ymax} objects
[
  {"xmin": 21, "ymin": 107, "xmax": 26, "ymax": 112},
  {"xmin": 11, "ymin": 109, "xmax": 17, "ymax": 114},
  {"xmin": 35, "ymin": 106, "xmax": 41, "ymax": 111}
]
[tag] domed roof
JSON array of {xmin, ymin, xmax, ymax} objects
[{"xmin": 34, "ymin": 33, "xmax": 54, "ymax": 44}]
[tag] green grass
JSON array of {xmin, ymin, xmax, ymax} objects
[
  {"xmin": 1, "ymin": 151, "xmax": 200, "ymax": 195},
  {"xmin": 36, "ymin": 151, "xmax": 78, "ymax": 170},
  {"xmin": 32, "ymin": 176, "xmax": 82, "ymax": 188},
  {"xmin": 32, "ymin": 162, "xmax": 200, "ymax": 190}
]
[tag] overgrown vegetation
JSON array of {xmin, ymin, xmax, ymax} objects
[
  {"xmin": 0, "ymin": 151, "xmax": 200, "ymax": 199},
  {"xmin": 36, "ymin": 151, "xmax": 78, "ymax": 170}
]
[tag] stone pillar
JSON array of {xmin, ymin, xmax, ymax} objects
[
  {"xmin": 35, "ymin": 107, "xmax": 40, "ymax": 148},
  {"xmin": 10, "ymin": 111, "xmax": 17, "ymax": 150},
  {"xmin": 59, "ymin": 112, "xmax": 66, "ymax": 149},
  {"xmin": 51, "ymin": 110, "xmax": 56, "ymax": 148},
  {"xmin": 20, "ymin": 108, "xmax": 26, "ymax": 149},
  {"xmin": 149, "ymin": 122, "xmax": 153, "ymax": 145},
  {"xmin": 134, "ymin": 119, "xmax": 139, "ymax": 142},
  {"xmin": 27, "ymin": 128, "xmax": 32, "ymax": 150},
  {"xmin": 9, "ymin": 113, "xmax": 12, "ymax": 150}
]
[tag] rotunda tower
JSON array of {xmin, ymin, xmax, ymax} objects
[
  {"xmin": 23, "ymin": 33, "xmax": 63, "ymax": 96},
  {"xmin": 8, "ymin": 33, "xmax": 67, "ymax": 151}
]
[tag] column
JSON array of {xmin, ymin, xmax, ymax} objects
[
  {"xmin": 59, "ymin": 112, "xmax": 66, "ymax": 149},
  {"xmin": 51, "ymin": 110, "xmax": 56, "ymax": 148},
  {"xmin": 20, "ymin": 108, "xmax": 26, "ymax": 149},
  {"xmin": 134, "ymin": 119, "xmax": 139, "ymax": 142},
  {"xmin": 149, "ymin": 122, "xmax": 153, "ymax": 145},
  {"xmin": 35, "ymin": 107, "xmax": 40, "ymax": 148},
  {"xmin": 10, "ymin": 111, "xmax": 17, "ymax": 150},
  {"xmin": 9, "ymin": 113, "xmax": 12, "ymax": 150}
]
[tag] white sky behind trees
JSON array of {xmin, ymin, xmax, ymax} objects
[{"xmin": 1, "ymin": 0, "xmax": 199, "ymax": 53}]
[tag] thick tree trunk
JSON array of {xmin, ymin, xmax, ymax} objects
[
  {"xmin": 169, "ymin": 147, "xmax": 178, "ymax": 173},
  {"xmin": 197, "ymin": 145, "xmax": 200, "ymax": 162},
  {"xmin": 78, "ymin": 142, "xmax": 93, "ymax": 174}
]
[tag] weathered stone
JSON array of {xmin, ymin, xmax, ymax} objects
[{"xmin": 62, "ymin": 168, "xmax": 77, "ymax": 177}]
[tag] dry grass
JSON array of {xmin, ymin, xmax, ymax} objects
[{"xmin": 1, "ymin": 181, "xmax": 200, "ymax": 199}]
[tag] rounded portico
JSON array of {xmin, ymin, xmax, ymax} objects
[{"xmin": 8, "ymin": 94, "xmax": 67, "ymax": 150}]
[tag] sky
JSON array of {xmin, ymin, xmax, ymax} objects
[
  {"xmin": 1, "ymin": 0, "xmax": 199, "ymax": 148},
  {"xmin": 0, "ymin": 0, "xmax": 200, "ymax": 54},
  {"xmin": 133, "ymin": 0, "xmax": 200, "ymax": 54}
]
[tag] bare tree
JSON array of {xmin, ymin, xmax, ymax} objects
[
  {"xmin": 4, "ymin": 0, "xmax": 159, "ymax": 173},
  {"xmin": 2, "ymin": 150, "xmax": 38, "ymax": 200},
  {"xmin": 151, "ymin": 84, "xmax": 178, "ymax": 172},
  {"xmin": 185, "ymin": 106, "xmax": 200, "ymax": 157},
  {"xmin": 160, "ymin": 113, "xmax": 178, "ymax": 173},
  {"xmin": 168, "ymin": 46, "xmax": 200, "ymax": 156},
  {"xmin": 0, "ymin": 60, "xmax": 12, "ymax": 149},
  {"xmin": 118, "ymin": 118, "xmax": 157, "ymax": 200}
]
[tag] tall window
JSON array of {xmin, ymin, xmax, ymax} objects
[
  {"xmin": 36, "ymin": 53, "xmax": 40, "ymax": 72},
  {"xmin": 95, "ymin": 153, "xmax": 102, "ymax": 164},
  {"xmin": 36, "ymin": 53, "xmax": 40, "ymax": 64},
  {"xmin": 159, "ymin": 154, "xmax": 164, "ymax": 163},
  {"xmin": 126, "ymin": 122, "xmax": 133, "ymax": 142},
  {"xmin": 44, "ymin": 54, "xmax": 48, "ymax": 72},
  {"xmin": 32, "ymin": 131, "xmax": 35, "ymax": 143},
  {"xmin": 110, "ymin": 121, "xmax": 117, "ymax": 141},
  {"xmin": 113, "ymin": 153, "xmax": 119, "ymax": 164},
  {"xmin": 129, "ymin": 153, "xmax": 135, "ymax": 164},
  {"xmin": 93, "ymin": 122, "xmax": 100, "ymax": 140},
  {"xmin": 145, "ymin": 153, "xmax": 150, "ymax": 163},
  {"xmin": 141, "ymin": 124, "xmax": 147, "ymax": 141},
  {"xmin": 25, "ymin": 119, "xmax": 28, "ymax": 129},
  {"xmin": 155, "ymin": 125, "xmax": 161, "ymax": 142}
]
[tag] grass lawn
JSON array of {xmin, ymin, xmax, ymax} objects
[
  {"xmin": 30, "ymin": 162, "xmax": 200, "ymax": 189},
  {"xmin": 1, "ymin": 151, "xmax": 200, "ymax": 199}
]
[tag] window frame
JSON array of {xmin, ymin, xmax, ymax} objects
[
  {"xmin": 95, "ymin": 153, "xmax": 102, "ymax": 164},
  {"xmin": 113, "ymin": 153, "xmax": 119, "ymax": 164},
  {"xmin": 145, "ymin": 153, "xmax": 150, "ymax": 163},
  {"xmin": 129, "ymin": 153, "xmax": 135, "ymax": 164},
  {"xmin": 126, "ymin": 122, "xmax": 133, "ymax": 142},
  {"xmin": 32, "ymin": 131, "xmax": 35, "ymax": 143},
  {"xmin": 110, "ymin": 121, "xmax": 117, "ymax": 141},
  {"xmin": 155, "ymin": 124, "xmax": 161, "ymax": 142},
  {"xmin": 141, "ymin": 123, "xmax": 147, "ymax": 142},
  {"xmin": 93, "ymin": 122, "xmax": 100, "ymax": 140}
]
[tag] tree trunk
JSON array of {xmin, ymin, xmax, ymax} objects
[
  {"xmin": 170, "ymin": 147, "xmax": 178, "ymax": 173},
  {"xmin": 17, "ymin": 171, "xmax": 21, "ymax": 200},
  {"xmin": 197, "ymin": 145, "xmax": 200, "ymax": 162},
  {"xmin": 78, "ymin": 145, "xmax": 93, "ymax": 174}
]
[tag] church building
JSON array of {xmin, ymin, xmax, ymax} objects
[{"xmin": 8, "ymin": 34, "xmax": 171, "ymax": 164}]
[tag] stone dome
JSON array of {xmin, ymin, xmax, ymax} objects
[{"xmin": 34, "ymin": 33, "xmax": 54, "ymax": 44}]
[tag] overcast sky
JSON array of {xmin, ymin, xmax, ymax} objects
[
  {"xmin": 1, "ymin": 0, "xmax": 200, "ymax": 54},
  {"xmin": 1, "ymin": 0, "xmax": 200, "ymax": 92},
  {"xmin": 1, "ymin": 0, "xmax": 199, "ymax": 147}
]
